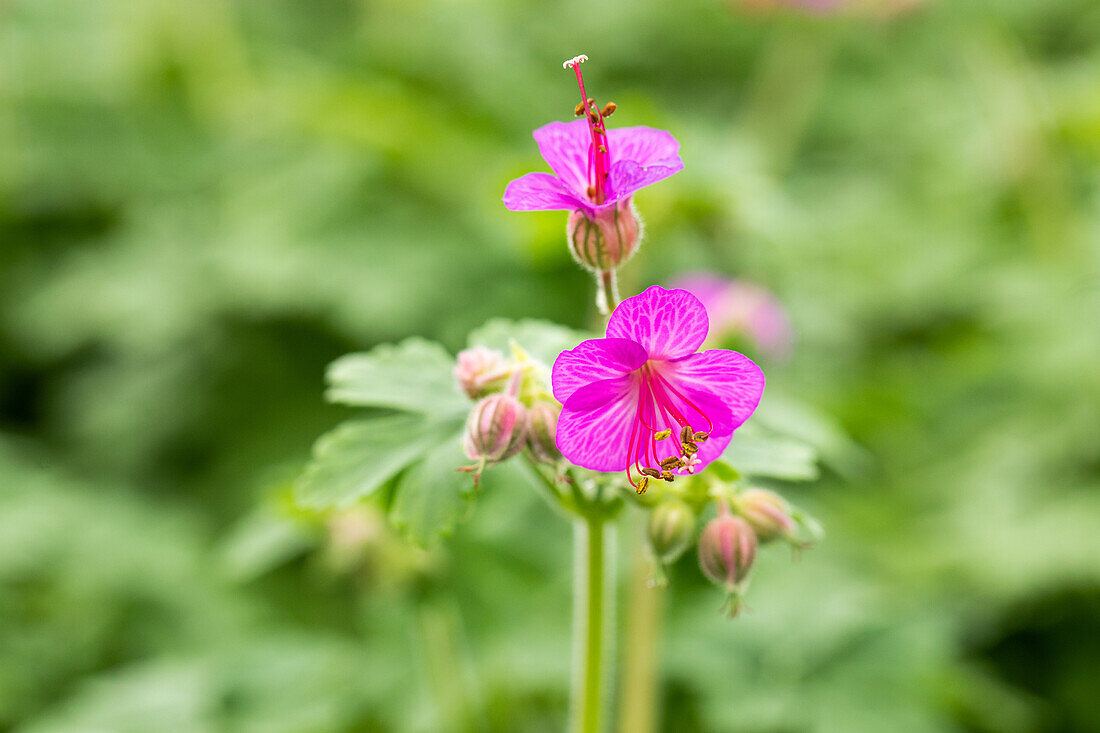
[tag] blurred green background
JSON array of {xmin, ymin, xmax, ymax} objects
[{"xmin": 2, "ymin": 0, "xmax": 1099, "ymax": 731}]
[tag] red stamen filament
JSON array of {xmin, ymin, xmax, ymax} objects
[
  {"xmin": 624, "ymin": 365, "xmax": 717, "ymax": 487},
  {"xmin": 651, "ymin": 371, "xmax": 715, "ymax": 434}
]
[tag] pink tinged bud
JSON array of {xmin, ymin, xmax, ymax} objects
[
  {"xmin": 647, "ymin": 499, "xmax": 696, "ymax": 564},
  {"xmin": 525, "ymin": 401, "xmax": 562, "ymax": 464},
  {"xmin": 698, "ymin": 514, "xmax": 757, "ymax": 592},
  {"xmin": 463, "ymin": 392, "xmax": 528, "ymax": 467},
  {"xmin": 566, "ymin": 198, "xmax": 641, "ymax": 273},
  {"xmin": 736, "ymin": 488, "xmax": 797, "ymax": 544},
  {"xmin": 453, "ymin": 346, "xmax": 510, "ymax": 399}
]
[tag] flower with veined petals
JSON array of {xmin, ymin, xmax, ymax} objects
[
  {"xmin": 502, "ymin": 56, "xmax": 683, "ymax": 218},
  {"xmin": 502, "ymin": 117, "xmax": 684, "ymax": 217},
  {"xmin": 551, "ymin": 286, "xmax": 764, "ymax": 491},
  {"xmin": 503, "ymin": 57, "xmax": 683, "ymax": 291}
]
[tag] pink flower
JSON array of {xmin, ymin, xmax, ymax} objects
[
  {"xmin": 503, "ymin": 56, "xmax": 683, "ymax": 219},
  {"xmin": 551, "ymin": 286, "xmax": 764, "ymax": 490},
  {"xmin": 667, "ymin": 273, "xmax": 794, "ymax": 360}
]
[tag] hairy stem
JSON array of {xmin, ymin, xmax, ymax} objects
[
  {"xmin": 570, "ymin": 513, "xmax": 615, "ymax": 733},
  {"xmin": 602, "ymin": 269, "xmax": 620, "ymax": 310}
]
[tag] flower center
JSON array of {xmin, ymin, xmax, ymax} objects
[
  {"xmin": 562, "ymin": 54, "xmax": 615, "ymax": 205},
  {"xmin": 625, "ymin": 363, "xmax": 714, "ymax": 494}
]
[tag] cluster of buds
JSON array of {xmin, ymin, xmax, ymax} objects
[
  {"xmin": 644, "ymin": 484, "xmax": 819, "ymax": 616},
  {"xmin": 455, "ymin": 345, "xmax": 564, "ymax": 484}
]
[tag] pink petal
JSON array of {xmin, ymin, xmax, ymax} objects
[
  {"xmin": 605, "ymin": 127, "xmax": 683, "ymax": 200},
  {"xmin": 557, "ymin": 374, "xmax": 641, "ymax": 472},
  {"xmin": 551, "ymin": 337, "xmax": 648, "ymax": 405},
  {"xmin": 606, "ymin": 286, "xmax": 710, "ymax": 360},
  {"xmin": 607, "ymin": 158, "xmax": 683, "ymax": 201},
  {"xmin": 672, "ymin": 388, "xmax": 735, "ymax": 472},
  {"xmin": 606, "ymin": 126, "xmax": 682, "ymax": 170},
  {"xmin": 532, "ymin": 120, "xmax": 593, "ymax": 200},
  {"xmin": 503, "ymin": 172, "xmax": 586, "ymax": 212},
  {"xmin": 665, "ymin": 349, "xmax": 765, "ymax": 432}
]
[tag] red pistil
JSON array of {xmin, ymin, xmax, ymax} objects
[{"xmin": 563, "ymin": 55, "xmax": 612, "ymax": 205}]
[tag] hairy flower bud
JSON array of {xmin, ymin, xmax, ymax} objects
[
  {"xmin": 463, "ymin": 391, "xmax": 528, "ymax": 468},
  {"xmin": 454, "ymin": 346, "xmax": 510, "ymax": 399},
  {"xmin": 736, "ymin": 488, "xmax": 797, "ymax": 544},
  {"xmin": 525, "ymin": 401, "xmax": 561, "ymax": 464},
  {"xmin": 698, "ymin": 514, "xmax": 757, "ymax": 593},
  {"xmin": 566, "ymin": 198, "xmax": 641, "ymax": 273},
  {"xmin": 647, "ymin": 499, "xmax": 696, "ymax": 564}
]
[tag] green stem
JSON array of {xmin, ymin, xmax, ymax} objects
[
  {"xmin": 570, "ymin": 512, "xmax": 615, "ymax": 733},
  {"xmin": 616, "ymin": 520, "xmax": 662, "ymax": 733}
]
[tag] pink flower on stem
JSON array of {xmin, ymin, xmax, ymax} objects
[
  {"xmin": 503, "ymin": 55, "xmax": 684, "ymax": 311},
  {"xmin": 551, "ymin": 286, "xmax": 764, "ymax": 492},
  {"xmin": 502, "ymin": 56, "xmax": 683, "ymax": 218}
]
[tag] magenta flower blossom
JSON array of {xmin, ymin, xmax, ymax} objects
[
  {"xmin": 667, "ymin": 272, "xmax": 794, "ymax": 360},
  {"xmin": 552, "ymin": 286, "xmax": 764, "ymax": 490},
  {"xmin": 503, "ymin": 118, "xmax": 684, "ymax": 217},
  {"xmin": 503, "ymin": 56, "xmax": 683, "ymax": 218}
]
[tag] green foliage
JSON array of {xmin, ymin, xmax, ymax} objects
[
  {"xmin": 296, "ymin": 318, "xmax": 589, "ymax": 544},
  {"xmin": 326, "ymin": 338, "xmax": 469, "ymax": 417},
  {"xmin": 2, "ymin": 0, "xmax": 1100, "ymax": 731},
  {"xmin": 390, "ymin": 438, "xmax": 478, "ymax": 544},
  {"xmin": 296, "ymin": 413, "xmax": 465, "ymax": 511}
]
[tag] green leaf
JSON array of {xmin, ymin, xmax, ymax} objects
[
  {"xmin": 467, "ymin": 318, "xmax": 593, "ymax": 367},
  {"xmin": 722, "ymin": 428, "xmax": 820, "ymax": 481},
  {"xmin": 295, "ymin": 413, "xmax": 461, "ymax": 509},
  {"xmin": 389, "ymin": 432, "xmax": 475, "ymax": 545},
  {"xmin": 325, "ymin": 338, "xmax": 467, "ymax": 417}
]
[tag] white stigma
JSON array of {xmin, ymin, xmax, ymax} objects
[{"xmin": 562, "ymin": 54, "xmax": 588, "ymax": 69}]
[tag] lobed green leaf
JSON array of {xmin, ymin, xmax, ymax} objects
[
  {"xmin": 325, "ymin": 338, "xmax": 468, "ymax": 417},
  {"xmin": 295, "ymin": 413, "xmax": 462, "ymax": 509},
  {"xmin": 389, "ymin": 433, "xmax": 475, "ymax": 545}
]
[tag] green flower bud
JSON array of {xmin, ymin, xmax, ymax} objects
[
  {"xmin": 566, "ymin": 198, "xmax": 641, "ymax": 273},
  {"xmin": 525, "ymin": 401, "xmax": 562, "ymax": 464},
  {"xmin": 735, "ymin": 488, "xmax": 797, "ymax": 544},
  {"xmin": 647, "ymin": 499, "xmax": 696, "ymax": 564},
  {"xmin": 698, "ymin": 513, "xmax": 757, "ymax": 617}
]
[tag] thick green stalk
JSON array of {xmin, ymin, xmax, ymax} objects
[{"xmin": 570, "ymin": 512, "xmax": 615, "ymax": 733}]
